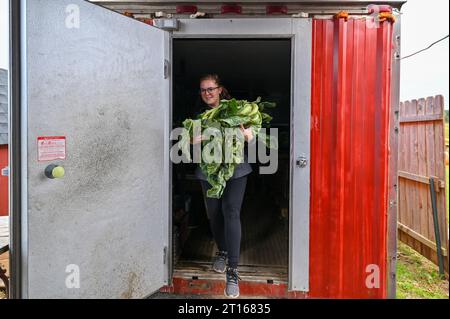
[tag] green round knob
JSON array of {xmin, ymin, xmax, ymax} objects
[
  {"xmin": 52, "ymin": 166, "xmax": 65, "ymax": 178},
  {"xmin": 45, "ymin": 164, "xmax": 65, "ymax": 179}
]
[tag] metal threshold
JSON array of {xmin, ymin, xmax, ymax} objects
[{"xmin": 174, "ymin": 261, "xmax": 288, "ymax": 284}]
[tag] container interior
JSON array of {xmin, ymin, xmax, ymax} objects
[{"xmin": 171, "ymin": 39, "xmax": 291, "ymax": 281}]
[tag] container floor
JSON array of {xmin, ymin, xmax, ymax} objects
[{"xmin": 177, "ymin": 193, "xmax": 289, "ymax": 270}]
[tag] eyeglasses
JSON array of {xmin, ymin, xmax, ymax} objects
[{"xmin": 199, "ymin": 87, "xmax": 219, "ymax": 94}]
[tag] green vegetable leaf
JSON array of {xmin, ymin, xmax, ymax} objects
[{"xmin": 182, "ymin": 97, "xmax": 276, "ymax": 198}]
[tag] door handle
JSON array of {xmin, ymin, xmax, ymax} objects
[
  {"xmin": 296, "ymin": 156, "xmax": 308, "ymax": 168},
  {"xmin": 44, "ymin": 164, "xmax": 65, "ymax": 179}
]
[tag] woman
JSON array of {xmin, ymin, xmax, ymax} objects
[{"xmin": 192, "ymin": 74, "xmax": 253, "ymax": 298}]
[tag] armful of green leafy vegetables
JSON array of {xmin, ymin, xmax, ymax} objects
[{"xmin": 179, "ymin": 97, "xmax": 277, "ymax": 198}]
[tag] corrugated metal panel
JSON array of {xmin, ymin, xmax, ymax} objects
[
  {"xmin": 309, "ymin": 18, "xmax": 393, "ymax": 298},
  {"xmin": 0, "ymin": 69, "xmax": 7, "ymax": 145}
]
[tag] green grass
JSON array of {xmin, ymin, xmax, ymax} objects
[{"xmin": 396, "ymin": 242, "xmax": 449, "ymax": 299}]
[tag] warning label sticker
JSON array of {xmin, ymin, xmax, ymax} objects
[{"xmin": 37, "ymin": 136, "xmax": 66, "ymax": 161}]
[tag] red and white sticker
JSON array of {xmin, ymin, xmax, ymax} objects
[{"xmin": 37, "ymin": 136, "xmax": 66, "ymax": 161}]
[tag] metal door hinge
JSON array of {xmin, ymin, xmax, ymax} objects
[
  {"xmin": 153, "ymin": 18, "xmax": 179, "ymax": 31},
  {"xmin": 163, "ymin": 246, "xmax": 168, "ymax": 264},
  {"xmin": 292, "ymin": 12, "xmax": 309, "ymax": 18}
]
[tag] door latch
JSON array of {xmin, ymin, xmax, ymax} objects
[
  {"xmin": 296, "ymin": 156, "xmax": 308, "ymax": 168},
  {"xmin": 164, "ymin": 60, "xmax": 170, "ymax": 79}
]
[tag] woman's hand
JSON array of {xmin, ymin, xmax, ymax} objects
[
  {"xmin": 240, "ymin": 124, "xmax": 254, "ymax": 142},
  {"xmin": 191, "ymin": 134, "xmax": 206, "ymax": 145}
]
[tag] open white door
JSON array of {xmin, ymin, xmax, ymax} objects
[{"xmin": 20, "ymin": 0, "xmax": 169, "ymax": 298}]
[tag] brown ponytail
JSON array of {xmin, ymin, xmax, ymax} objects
[{"xmin": 199, "ymin": 74, "xmax": 232, "ymax": 100}]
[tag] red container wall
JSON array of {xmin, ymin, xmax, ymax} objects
[
  {"xmin": 309, "ymin": 18, "xmax": 393, "ymax": 298},
  {"xmin": 0, "ymin": 145, "xmax": 8, "ymax": 216}
]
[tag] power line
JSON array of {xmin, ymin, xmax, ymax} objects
[{"xmin": 401, "ymin": 35, "xmax": 449, "ymax": 60}]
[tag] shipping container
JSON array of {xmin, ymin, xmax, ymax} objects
[{"xmin": 8, "ymin": 0, "xmax": 403, "ymax": 298}]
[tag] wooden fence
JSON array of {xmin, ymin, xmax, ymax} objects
[{"xmin": 398, "ymin": 95, "xmax": 448, "ymax": 273}]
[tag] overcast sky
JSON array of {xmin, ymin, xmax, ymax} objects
[
  {"xmin": 400, "ymin": 0, "xmax": 449, "ymax": 108},
  {"xmin": 0, "ymin": 0, "xmax": 449, "ymax": 108},
  {"xmin": 0, "ymin": 0, "xmax": 7, "ymax": 70}
]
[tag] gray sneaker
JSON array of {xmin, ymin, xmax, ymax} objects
[
  {"xmin": 212, "ymin": 251, "xmax": 227, "ymax": 273},
  {"xmin": 224, "ymin": 267, "xmax": 240, "ymax": 298}
]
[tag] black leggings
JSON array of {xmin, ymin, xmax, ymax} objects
[{"xmin": 200, "ymin": 176, "xmax": 247, "ymax": 269}]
